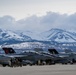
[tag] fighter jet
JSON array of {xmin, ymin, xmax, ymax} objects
[
  {"xmin": 33, "ymin": 48, "xmax": 59, "ymax": 65},
  {"xmin": 48, "ymin": 48, "xmax": 70, "ymax": 64},
  {"xmin": 2, "ymin": 47, "xmax": 29, "ymax": 67}
]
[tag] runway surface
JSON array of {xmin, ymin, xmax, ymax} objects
[{"xmin": 0, "ymin": 64, "xmax": 76, "ymax": 75}]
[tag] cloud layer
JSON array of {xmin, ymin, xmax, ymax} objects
[{"xmin": 0, "ymin": 12, "xmax": 76, "ymax": 33}]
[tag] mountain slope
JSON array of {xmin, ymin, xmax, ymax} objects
[
  {"xmin": 0, "ymin": 29, "xmax": 32, "ymax": 44},
  {"xmin": 40, "ymin": 28, "xmax": 76, "ymax": 42}
]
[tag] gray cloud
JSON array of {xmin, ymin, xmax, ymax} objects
[{"xmin": 0, "ymin": 12, "xmax": 76, "ymax": 33}]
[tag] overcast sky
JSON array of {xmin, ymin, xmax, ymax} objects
[
  {"xmin": 0, "ymin": 0, "xmax": 76, "ymax": 20},
  {"xmin": 0, "ymin": 0, "xmax": 76, "ymax": 33}
]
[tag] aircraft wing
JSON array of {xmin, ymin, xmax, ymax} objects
[{"xmin": 3, "ymin": 54, "xmax": 28, "ymax": 58}]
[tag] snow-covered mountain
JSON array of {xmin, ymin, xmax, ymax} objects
[
  {"xmin": 19, "ymin": 31, "xmax": 42, "ymax": 40},
  {"xmin": 0, "ymin": 29, "xmax": 32, "ymax": 44},
  {"xmin": 0, "ymin": 28, "xmax": 76, "ymax": 45},
  {"xmin": 16, "ymin": 28, "xmax": 76, "ymax": 43},
  {"xmin": 40, "ymin": 28, "xmax": 76, "ymax": 42}
]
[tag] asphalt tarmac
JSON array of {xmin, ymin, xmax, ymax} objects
[{"xmin": 0, "ymin": 64, "xmax": 76, "ymax": 75}]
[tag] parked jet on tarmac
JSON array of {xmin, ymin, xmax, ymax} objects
[
  {"xmin": 2, "ymin": 47, "xmax": 29, "ymax": 67},
  {"xmin": 48, "ymin": 48, "xmax": 71, "ymax": 64},
  {"xmin": 34, "ymin": 48, "xmax": 76, "ymax": 64}
]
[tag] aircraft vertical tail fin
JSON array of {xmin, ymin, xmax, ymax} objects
[
  {"xmin": 48, "ymin": 48, "xmax": 59, "ymax": 54},
  {"xmin": 2, "ymin": 47, "xmax": 16, "ymax": 54}
]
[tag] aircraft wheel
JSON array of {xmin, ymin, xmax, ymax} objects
[
  {"xmin": 2, "ymin": 64, "xmax": 6, "ymax": 67},
  {"xmin": 29, "ymin": 64, "xmax": 32, "ymax": 66},
  {"xmin": 70, "ymin": 61, "xmax": 73, "ymax": 64},
  {"xmin": 64, "ymin": 63, "xmax": 68, "ymax": 65},
  {"xmin": 69, "ymin": 59, "xmax": 74, "ymax": 64}
]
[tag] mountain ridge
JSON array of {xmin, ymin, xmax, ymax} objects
[
  {"xmin": 0, "ymin": 28, "xmax": 76, "ymax": 44},
  {"xmin": 40, "ymin": 28, "xmax": 76, "ymax": 42}
]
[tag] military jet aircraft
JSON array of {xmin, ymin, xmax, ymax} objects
[
  {"xmin": 2, "ymin": 47, "xmax": 29, "ymax": 67},
  {"xmin": 48, "ymin": 48, "xmax": 71, "ymax": 64},
  {"xmin": 34, "ymin": 48, "xmax": 76, "ymax": 64}
]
